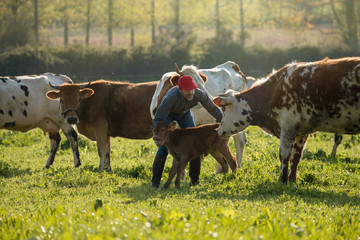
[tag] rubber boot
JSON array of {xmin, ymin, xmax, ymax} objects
[
  {"xmin": 151, "ymin": 153, "xmax": 167, "ymax": 189},
  {"xmin": 189, "ymin": 157, "xmax": 201, "ymax": 186}
]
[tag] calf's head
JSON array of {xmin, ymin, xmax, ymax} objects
[
  {"xmin": 213, "ymin": 92, "xmax": 252, "ymax": 138},
  {"xmin": 46, "ymin": 83, "xmax": 94, "ymax": 124},
  {"xmin": 152, "ymin": 121, "xmax": 176, "ymax": 147}
]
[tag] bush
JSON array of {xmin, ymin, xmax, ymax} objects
[{"xmin": 0, "ymin": 43, "xmax": 356, "ymax": 82}]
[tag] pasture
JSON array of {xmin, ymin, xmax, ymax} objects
[{"xmin": 0, "ymin": 127, "xmax": 359, "ymax": 239}]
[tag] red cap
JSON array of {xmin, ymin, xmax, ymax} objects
[{"xmin": 178, "ymin": 75, "xmax": 197, "ymax": 91}]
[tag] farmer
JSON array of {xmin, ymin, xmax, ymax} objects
[{"xmin": 151, "ymin": 75, "xmax": 223, "ymax": 189}]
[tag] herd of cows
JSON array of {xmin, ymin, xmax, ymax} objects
[{"xmin": 1, "ymin": 57, "xmax": 359, "ymax": 185}]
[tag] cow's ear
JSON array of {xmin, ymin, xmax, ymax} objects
[
  {"xmin": 79, "ymin": 88, "xmax": 94, "ymax": 98},
  {"xmin": 199, "ymin": 73, "xmax": 208, "ymax": 84},
  {"xmin": 168, "ymin": 121, "xmax": 176, "ymax": 131},
  {"xmin": 213, "ymin": 97, "xmax": 228, "ymax": 107},
  {"xmin": 170, "ymin": 75, "xmax": 180, "ymax": 86},
  {"xmin": 46, "ymin": 90, "xmax": 60, "ymax": 100}
]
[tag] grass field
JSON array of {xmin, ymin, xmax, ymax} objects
[{"xmin": 0, "ymin": 126, "xmax": 359, "ymax": 239}]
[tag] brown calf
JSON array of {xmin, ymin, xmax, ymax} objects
[{"xmin": 152, "ymin": 122, "xmax": 237, "ymax": 188}]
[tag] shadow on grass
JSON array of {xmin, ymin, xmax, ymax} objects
[
  {"xmin": 303, "ymin": 149, "xmax": 360, "ymax": 165},
  {"xmin": 115, "ymin": 174, "xmax": 360, "ymax": 208},
  {"xmin": 0, "ymin": 161, "xmax": 33, "ymax": 178}
]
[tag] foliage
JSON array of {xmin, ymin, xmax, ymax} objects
[
  {"xmin": 0, "ymin": 42, "xmax": 356, "ymax": 82},
  {"xmin": 0, "ymin": 127, "xmax": 359, "ymax": 239}
]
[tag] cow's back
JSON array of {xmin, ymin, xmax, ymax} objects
[
  {"xmin": 169, "ymin": 123, "xmax": 220, "ymax": 155},
  {"xmin": 0, "ymin": 73, "xmax": 71, "ymax": 131},
  {"xmin": 79, "ymin": 80, "xmax": 157, "ymax": 139},
  {"xmin": 269, "ymin": 57, "xmax": 360, "ymax": 135}
]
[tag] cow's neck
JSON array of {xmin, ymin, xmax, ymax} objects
[{"xmin": 244, "ymin": 80, "xmax": 281, "ymax": 137}]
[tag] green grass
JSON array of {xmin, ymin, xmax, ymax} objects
[{"xmin": 0, "ymin": 127, "xmax": 359, "ymax": 239}]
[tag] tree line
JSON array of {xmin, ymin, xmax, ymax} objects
[{"xmin": 0, "ymin": 0, "xmax": 359, "ymax": 51}]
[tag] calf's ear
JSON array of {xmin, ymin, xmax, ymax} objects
[
  {"xmin": 79, "ymin": 88, "xmax": 94, "ymax": 98},
  {"xmin": 168, "ymin": 121, "xmax": 176, "ymax": 131},
  {"xmin": 213, "ymin": 97, "xmax": 227, "ymax": 107},
  {"xmin": 46, "ymin": 90, "xmax": 60, "ymax": 100}
]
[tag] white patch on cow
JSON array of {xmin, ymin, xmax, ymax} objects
[
  {"xmin": 310, "ymin": 65, "xmax": 318, "ymax": 78},
  {"xmin": 300, "ymin": 67, "xmax": 310, "ymax": 77},
  {"xmin": 285, "ymin": 63, "xmax": 297, "ymax": 86},
  {"xmin": 218, "ymin": 97, "xmax": 251, "ymax": 138}
]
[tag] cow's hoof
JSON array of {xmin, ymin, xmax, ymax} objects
[
  {"xmin": 74, "ymin": 162, "xmax": 81, "ymax": 168},
  {"xmin": 190, "ymin": 180, "xmax": 199, "ymax": 187},
  {"xmin": 151, "ymin": 182, "xmax": 160, "ymax": 190}
]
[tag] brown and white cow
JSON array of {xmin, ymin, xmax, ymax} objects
[
  {"xmin": 150, "ymin": 61, "xmax": 248, "ymax": 171},
  {"xmin": 46, "ymin": 80, "xmax": 157, "ymax": 170},
  {"xmin": 214, "ymin": 57, "xmax": 360, "ymax": 183},
  {"xmin": 0, "ymin": 73, "xmax": 80, "ymax": 168},
  {"xmin": 153, "ymin": 121, "xmax": 237, "ymax": 188}
]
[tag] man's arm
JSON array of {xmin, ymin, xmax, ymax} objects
[
  {"xmin": 198, "ymin": 90, "xmax": 223, "ymax": 122},
  {"xmin": 153, "ymin": 90, "xmax": 177, "ymax": 127}
]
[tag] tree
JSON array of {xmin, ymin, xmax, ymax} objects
[
  {"xmin": 330, "ymin": 0, "xmax": 359, "ymax": 51},
  {"xmin": 85, "ymin": 0, "xmax": 91, "ymax": 45},
  {"xmin": 0, "ymin": 0, "xmax": 34, "ymax": 48},
  {"xmin": 108, "ymin": 0, "xmax": 113, "ymax": 46},
  {"xmin": 33, "ymin": 0, "xmax": 39, "ymax": 44}
]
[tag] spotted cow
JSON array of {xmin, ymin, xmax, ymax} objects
[
  {"xmin": 46, "ymin": 80, "xmax": 158, "ymax": 170},
  {"xmin": 0, "ymin": 73, "xmax": 80, "ymax": 168},
  {"xmin": 214, "ymin": 57, "xmax": 360, "ymax": 183},
  {"xmin": 150, "ymin": 61, "xmax": 248, "ymax": 172}
]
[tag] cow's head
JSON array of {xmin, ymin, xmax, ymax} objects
[
  {"xmin": 46, "ymin": 83, "xmax": 94, "ymax": 124},
  {"xmin": 172, "ymin": 63, "xmax": 209, "ymax": 93},
  {"xmin": 213, "ymin": 91, "xmax": 252, "ymax": 138},
  {"xmin": 152, "ymin": 121, "xmax": 176, "ymax": 147}
]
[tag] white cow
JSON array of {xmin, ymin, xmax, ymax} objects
[
  {"xmin": 0, "ymin": 73, "xmax": 80, "ymax": 168},
  {"xmin": 150, "ymin": 61, "xmax": 249, "ymax": 171}
]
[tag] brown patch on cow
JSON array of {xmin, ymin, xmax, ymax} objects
[
  {"xmin": 170, "ymin": 75, "xmax": 180, "ymax": 86},
  {"xmin": 199, "ymin": 73, "xmax": 208, "ymax": 83}
]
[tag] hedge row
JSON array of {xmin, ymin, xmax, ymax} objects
[{"xmin": 0, "ymin": 43, "xmax": 356, "ymax": 83}]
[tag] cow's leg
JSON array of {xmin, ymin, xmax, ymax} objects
[
  {"xmin": 164, "ymin": 158, "xmax": 178, "ymax": 189},
  {"xmin": 215, "ymin": 132, "xmax": 245, "ymax": 173},
  {"xmin": 44, "ymin": 132, "xmax": 61, "ymax": 168},
  {"xmin": 210, "ymin": 150, "xmax": 229, "ymax": 174},
  {"xmin": 288, "ymin": 135, "xmax": 309, "ymax": 182},
  {"xmin": 61, "ymin": 124, "xmax": 81, "ymax": 167},
  {"xmin": 331, "ymin": 134, "xmax": 343, "ymax": 157},
  {"xmin": 175, "ymin": 157, "xmax": 190, "ymax": 189},
  {"xmin": 216, "ymin": 138, "xmax": 238, "ymax": 172},
  {"xmin": 95, "ymin": 124, "xmax": 111, "ymax": 170},
  {"xmin": 279, "ymin": 130, "xmax": 295, "ymax": 183}
]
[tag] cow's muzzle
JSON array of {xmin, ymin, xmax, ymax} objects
[
  {"xmin": 62, "ymin": 108, "xmax": 79, "ymax": 117},
  {"xmin": 152, "ymin": 136, "xmax": 164, "ymax": 147}
]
